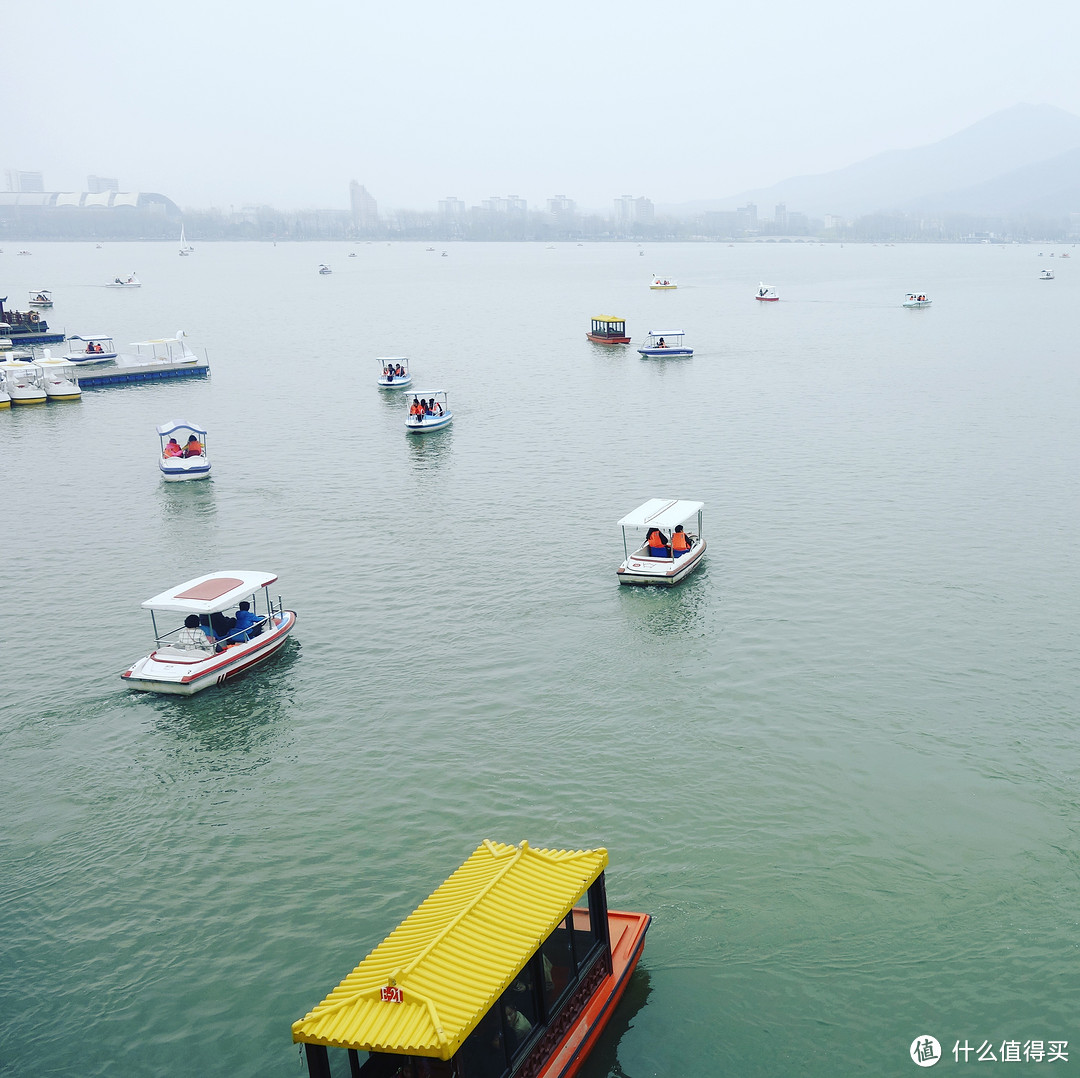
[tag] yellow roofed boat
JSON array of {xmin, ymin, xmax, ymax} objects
[{"xmin": 292, "ymin": 839, "xmax": 651, "ymax": 1078}]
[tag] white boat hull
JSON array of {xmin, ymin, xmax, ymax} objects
[
  {"xmin": 638, "ymin": 348, "xmax": 693, "ymax": 358},
  {"xmin": 121, "ymin": 611, "xmax": 296, "ymax": 694},
  {"xmin": 160, "ymin": 457, "xmax": 211, "ymax": 481},
  {"xmin": 617, "ymin": 540, "xmax": 706, "ymax": 586},
  {"xmin": 406, "ymin": 412, "xmax": 453, "ymax": 432},
  {"xmin": 378, "ymin": 375, "xmax": 413, "ymax": 389}
]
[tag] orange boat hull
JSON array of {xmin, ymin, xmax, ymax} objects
[{"xmin": 537, "ymin": 909, "xmax": 651, "ymax": 1078}]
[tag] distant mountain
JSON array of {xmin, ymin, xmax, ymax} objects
[{"xmin": 665, "ymin": 104, "xmax": 1080, "ymax": 219}]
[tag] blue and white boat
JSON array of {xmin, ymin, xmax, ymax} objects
[
  {"xmin": 377, "ymin": 356, "xmax": 413, "ymax": 389},
  {"xmin": 637, "ymin": 329, "xmax": 693, "ymax": 359},
  {"xmin": 64, "ymin": 334, "xmax": 118, "ymax": 364},
  {"xmin": 157, "ymin": 420, "xmax": 211, "ymax": 481},
  {"xmin": 406, "ymin": 390, "xmax": 452, "ymax": 432}
]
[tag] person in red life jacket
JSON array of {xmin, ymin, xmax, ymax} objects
[
  {"xmin": 647, "ymin": 527, "xmax": 669, "ymax": 557},
  {"xmin": 163, "ymin": 438, "xmax": 183, "ymax": 458},
  {"xmin": 671, "ymin": 525, "xmax": 692, "ymax": 558},
  {"xmin": 410, "ymin": 397, "xmax": 424, "ymax": 421},
  {"xmin": 183, "ymin": 435, "xmax": 204, "ymax": 457},
  {"xmin": 428, "ymin": 397, "xmax": 443, "ymax": 416}
]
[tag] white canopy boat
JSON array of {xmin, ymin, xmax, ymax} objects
[
  {"xmin": 318, "ymin": 263, "xmax": 332, "ymax": 275},
  {"xmin": 34, "ymin": 356, "xmax": 82, "ymax": 400},
  {"xmin": 638, "ymin": 329, "xmax": 693, "ymax": 359},
  {"xmin": 28, "ymin": 290, "xmax": 53, "ymax": 308},
  {"xmin": 121, "ymin": 570, "xmax": 297, "ymax": 695},
  {"xmin": 0, "ymin": 359, "xmax": 47, "ymax": 404},
  {"xmin": 0, "ymin": 371, "xmax": 9, "ymax": 409},
  {"xmin": 377, "ymin": 356, "xmax": 413, "ymax": 389},
  {"xmin": 406, "ymin": 390, "xmax": 452, "ymax": 432},
  {"xmin": 755, "ymin": 283, "xmax": 779, "ymax": 301},
  {"xmin": 650, "ymin": 276, "xmax": 677, "ymax": 289},
  {"xmin": 902, "ymin": 293, "xmax": 931, "ymax": 307},
  {"xmin": 1039, "ymin": 269, "xmax": 1055, "ymax": 280},
  {"xmin": 157, "ymin": 420, "xmax": 210, "ymax": 481},
  {"xmin": 107, "ymin": 273, "xmax": 141, "ymax": 288},
  {"xmin": 64, "ymin": 334, "xmax": 118, "ymax": 364},
  {"xmin": 616, "ymin": 498, "xmax": 706, "ymax": 586}
]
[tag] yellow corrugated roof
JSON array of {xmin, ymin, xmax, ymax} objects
[{"xmin": 292, "ymin": 839, "xmax": 608, "ymax": 1059}]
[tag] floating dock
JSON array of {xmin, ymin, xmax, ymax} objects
[{"xmin": 72, "ymin": 357, "xmax": 210, "ymax": 387}]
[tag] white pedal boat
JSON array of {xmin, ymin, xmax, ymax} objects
[
  {"xmin": 638, "ymin": 330, "xmax": 693, "ymax": 359},
  {"xmin": 616, "ymin": 498, "xmax": 706, "ymax": 586},
  {"xmin": 377, "ymin": 356, "xmax": 413, "ymax": 389},
  {"xmin": 157, "ymin": 420, "xmax": 210, "ymax": 481},
  {"xmin": 121, "ymin": 571, "xmax": 297, "ymax": 695},
  {"xmin": 65, "ymin": 334, "xmax": 118, "ymax": 364},
  {"xmin": 406, "ymin": 390, "xmax": 452, "ymax": 432}
]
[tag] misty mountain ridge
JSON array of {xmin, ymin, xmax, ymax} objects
[{"xmin": 664, "ymin": 103, "xmax": 1080, "ymax": 219}]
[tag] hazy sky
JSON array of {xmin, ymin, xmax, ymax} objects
[{"xmin": 8, "ymin": 0, "xmax": 1080, "ymax": 213}]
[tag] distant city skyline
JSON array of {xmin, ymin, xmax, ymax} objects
[{"xmin": 6, "ymin": 0, "xmax": 1080, "ymax": 213}]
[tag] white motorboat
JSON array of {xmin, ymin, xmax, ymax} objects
[
  {"xmin": 318, "ymin": 263, "xmax": 332, "ymax": 275},
  {"xmin": 0, "ymin": 371, "xmax": 9, "ymax": 408},
  {"xmin": 34, "ymin": 357, "xmax": 82, "ymax": 400},
  {"xmin": 64, "ymin": 334, "xmax": 118, "ymax": 364},
  {"xmin": 377, "ymin": 356, "xmax": 413, "ymax": 389},
  {"xmin": 121, "ymin": 570, "xmax": 298, "ymax": 695},
  {"xmin": 157, "ymin": 420, "xmax": 210, "ymax": 481},
  {"xmin": 28, "ymin": 290, "xmax": 53, "ymax": 308},
  {"xmin": 755, "ymin": 283, "xmax": 779, "ymax": 301},
  {"xmin": 616, "ymin": 499, "xmax": 706, "ymax": 586},
  {"xmin": 179, "ymin": 225, "xmax": 194, "ymax": 256},
  {"xmin": 637, "ymin": 329, "xmax": 693, "ymax": 358},
  {"xmin": 406, "ymin": 390, "xmax": 452, "ymax": 432},
  {"xmin": 1039, "ymin": 269, "xmax": 1055, "ymax": 280},
  {"xmin": 903, "ymin": 293, "xmax": 931, "ymax": 307},
  {"xmin": 0, "ymin": 359, "xmax": 47, "ymax": 404},
  {"xmin": 650, "ymin": 276, "xmax": 677, "ymax": 289},
  {"xmin": 107, "ymin": 273, "xmax": 141, "ymax": 288}
]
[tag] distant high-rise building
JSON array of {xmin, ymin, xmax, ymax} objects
[
  {"xmin": 773, "ymin": 203, "xmax": 788, "ymax": 230},
  {"xmin": 736, "ymin": 202, "xmax": 758, "ymax": 232},
  {"xmin": 88, "ymin": 175, "xmax": 119, "ymax": 194},
  {"xmin": 6, "ymin": 169, "xmax": 44, "ymax": 192},
  {"xmin": 481, "ymin": 195, "xmax": 528, "ymax": 215},
  {"xmin": 547, "ymin": 194, "xmax": 577, "ymax": 217},
  {"xmin": 614, "ymin": 195, "xmax": 653, "ymax": 225},
  {"xmin": 439, "ymin": 196, "xmax": 467, "ymax": 218},
  {"xmin": 349, "ymin": 181, "xmax": 378, "ymax": 229}
]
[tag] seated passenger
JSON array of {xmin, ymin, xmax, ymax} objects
[
  {"xmin": 163, "ymin": 438, "xmax": 183, "ymax": 458},
  {"xmin": 646, "ymin": 527, "xmax": 669, "ymax": 557},
  {"xmin": 657, "ymin": 337, "xmax": 666, "ymax": 348},
  {"xmin": 428, "ymin": 397, "xmax": 443, "ymax": 416},
  {"xmin": 209, "ymin": 610, "xmax": 237, "ymax": 644},
  {"xmin": 177, "ymin": 614, "xmax": 214, "ymax": 652},
  {"xmin": 671, "ymin": 525, "xmax": 692, "ymax": 558},
  {"xmin": 95, "ymin": 342, "xmax": 104, "ymax": 353},
  {"xmin": 395, "ymin": 364, "xmax": 405, "ymax": 376},
  {"xmin": 183, "ymin": 434, "xmax": 204, "ymax": 457},
  {"xmin": 409, "ymin": 397, "xmax": 423, "ymax": 421},
  {"xmin": 86, "ymin": 341, "xmax": 96, "ymax": 353},
  {"xmin": 232, "ymin": 600, "xmax": 264, "ymax": 642},
  {"xmin": 503, "ymin": 1004, "xmax": 532, "ymax": 1052}
]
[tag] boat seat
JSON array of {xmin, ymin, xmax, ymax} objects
[{"xmin": 153, "ymin": 645, "xmax": 212, "ymax": 661}]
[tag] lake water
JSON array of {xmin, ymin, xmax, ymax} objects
[{"xmin": 2, "ymin": 240, "xmax": 1079, "ymax": 1077}]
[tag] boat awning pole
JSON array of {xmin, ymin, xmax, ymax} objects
[{"xmin": 622, "ymin": 527, "xmax": 629, "ymax": 561}]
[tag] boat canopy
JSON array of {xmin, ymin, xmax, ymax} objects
[
  {"xmin": 156, "ymin": 420, "xmax": 207, "ymax": 437},
  {"xmin": 292, "ymin": 839, "xmax": 609, "ymax": 1060},
  {"xmin": 591, "ymin": 315, "xmax": 624, "ymax": 323},
  {"xmin": 646, "ymin": 329, "xmax": 683, "ymax": 337},
  {"xmin": 67, "ymin": 334, "xmax": 114, "ymax": 343},
  {"xmin": 140, "ymin": 571, "xmax": 278, "ymax": 613},
  {"xmin": 618, "ymin": 498, "xmax": 704, "ymax": 530}
]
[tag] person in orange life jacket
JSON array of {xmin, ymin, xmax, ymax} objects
[
  {"xmin": 428, "ymin": 397, "xmax": 443, "ymax": 416},
  {"xmin": 647, "ymin": 527, "xmax": 669, "ymax": 557},
  {"xmin": 410, "ymin": 396, "xmax": 424, "ymax": 421},
  {"xmin": 671, "ymin": 525, "xmax": 692, "ymax": 558},
  {"xmin": 183, "ymin": 435, "xmax": 203, "ymax": 457},
  {"xmin": 163, "ymin": 438, "xmax": 183, "ymax": 458}
]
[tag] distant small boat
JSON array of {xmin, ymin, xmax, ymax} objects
[
  {"xmin": 377, "ymin": 357, "xmax": 413, "ymax": 389},
  {"xmin": 28, "ymin": 290, "xmax": 53, "ymax": 308},
  {"xmin": 17, "ymin": 250, "xmax": 31, "ymax": 256},
  {"xmin": 107, "ymin": 273, "xmax": 141, "ymax": 288},
  {"xmin": 903, "ymin": 293, "xmax": 931, "ymax": 308},
  {"xmin": 406, "ymin": 390, "xmax": 452, "ymax": 432},
  {"xmin": 587, "ymin": 316, "xmax": 631, "ymax": 345},
  {"xmin": 650, "ymin": 276, "xmax": 677, "ymax": 290},
  {"xmin": 755, "ymin": 283, "xmax": 779, "ymax": 302},
  {"xmin": 178, "ymin": 225, "xmax": 194, "ymax": 256},
  {"xmin": 157, "ymin": 421, "xmax": 210, "ymax": 482},
  {"xmin": 638, "ymin": 330, "xmax": 692, "ymax": 359},
  {"xmin": 441, "ymin": 251, "xmax": 448, "ymax": 257},
  {"xmin": 318, "ymin": 263, "xmax": 332, "ymax": 275},
  {"xmin": 1039, "ymin": 269, "xmax": 1055, "ymax": 280}
]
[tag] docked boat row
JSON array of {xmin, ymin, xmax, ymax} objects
[{"xmin": 0, "ymin": 355, "xmax": 81, "ymax": 405}]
